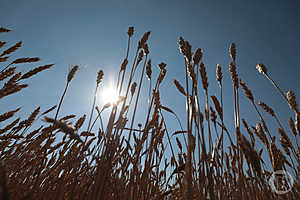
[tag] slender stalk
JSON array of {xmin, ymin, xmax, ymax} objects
[
  {"xmin": 55, "ymin": 82, "xmax": 69, "ymax": 120},
  {"xmin": 87, "ymin": 85, "xmax": 98, "ymax": 131}
]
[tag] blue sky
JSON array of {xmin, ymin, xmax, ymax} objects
[{"xmin": 1, "ymin": 0, "xmax": 300, "ymax": 169}]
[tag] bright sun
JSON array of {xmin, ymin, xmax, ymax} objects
[{"xmin": 100, "ymin": 87, "xmax": 119, "ymax": 105}]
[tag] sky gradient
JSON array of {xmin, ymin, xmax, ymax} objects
[{"xmin": 1, "ymin": 0, "xmax": 300, "ymax": 168}]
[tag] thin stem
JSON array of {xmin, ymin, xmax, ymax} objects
[
  {"xmin": 87, "ymin": 85, "xmax": 98, "ymax": 131},
  {"xmin": 55, "ymin": 82, "xmax": 69, "ymax": 120}
]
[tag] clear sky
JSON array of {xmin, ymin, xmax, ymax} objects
[{"xmin": 1, "ymin": 0, "xmax": 300, "ymax": 164}]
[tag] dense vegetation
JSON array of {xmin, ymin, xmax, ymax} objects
[{"xmin": 1, "ymin": 26, "xmax": 300, "ymax": 199}]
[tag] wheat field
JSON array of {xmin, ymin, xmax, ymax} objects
[{"xmin": 1, "ymin": 26, "xmax": 300, "ymax": 199}]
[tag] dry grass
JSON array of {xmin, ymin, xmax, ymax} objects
[{"xmin": 1, "ymin": 26, "xmax": 300, "ymax": 200}]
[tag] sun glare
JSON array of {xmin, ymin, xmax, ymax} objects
[{"xmin": 100, "ymin": 87, "xmax": 119, "ymax": 105}]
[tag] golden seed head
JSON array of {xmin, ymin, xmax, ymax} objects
[
  {"xmin": 146, "ymin": 59, "xmax": 152, "ymax": 80},
  {"xmin": 286, "ymin": 90, "xmax": 299, "ymax": 112},
  {"xmin": 256, "ymin": 63, "xmax": 268, "ymax": 74},
  {"xmin": 143, "ymin": 43, "xmax": 149, "ymax": 55},
  {"xmin": 0, "ymin": 41, "xmax": 6, "ymax": 49},
  {"xmin": 216, "ymin": 64, "xmax": 223, "ymax": 85},
  {"xmin": 178, "ymin": 37, "xmax": 185, "ymax": 54},
  {"xmin": 158, "ymin": 68, "xmax": 167, "ymax": 85},
  {"xmin": 240, "ymin": 80, "xmax": 254, "ymax": 102},
  {"xmin": 184, "ymin": 41, "xmax": 192, "ymax": 62},
  {"xmin": 137, "ymin": 50, "xmax": 144, "ymax": 65},
  {"xmin": 67, "ymin": 65, "xmax": 79, "ymax": 83},
  {"xmin": 158, "ymin": 62, "xmax": 166, "ymax": 70},
  {"xmin": 254, "ymin": 123, "xmax": 268, "ymax": 146},
  {"xmin": 229, "ymin": 43, "xmax": 236, "ymax": 61},
  {"xmin": 12, "ymin": 57, "xmax": 40, "ymax": 64},
  {"xmin": 19, "ymin": 64, "xmax": 54, "ymax": 80},
  {"xmin": 127, "ymin": 26, "xmax": 134, "ymax": 37},
  {"xmin": 229, "ymin": 62, "xmax": 238, "ymax": 88},
  {"xmin": 192, "ymin": 48, "xmax": 202, "ymax": 65},
  {"xmin": 211, "ymin": 96, "xmax": 223, "ymax": 120},
  {"xmin": 0, "ymin": 27, "xmax": 11, "ymax": 33},
  {"xmin": 0, "ymin": 41, "xmax": 22, "ymax": 57},
  {"xmin": 130, "ymin": 82, "xmax": 137, "ymax": 96},
  {"xmin": 0, "ymin": 67, "xmax": 16, "ymax": 81},
  {"xmin": 258, "ymin": 101, "xmax": 275, "ymax": 117},
  {"xmin": 121, "ymin": 58, "xmax": 128, "ymax": 71},
  {"xmin": 139, "ymin": 31, "xmax": 151, "ymax": 49},
  {"xmin": 200, "ymin": 62, "xmax": 208, "ymax": 91},
  {"xmin": 96, "ymin": 69, "xmax": 104, "ymax": 85},
  {"xmin": 289, "ymin": 117, "xmax": 297, "ymax": 137},
  {"xmin": 173, "ymin": 79, "xmax": 186, "ymax": 96}
]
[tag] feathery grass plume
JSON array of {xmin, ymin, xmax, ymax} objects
[
  {"xmin": 184, "ymin": 41, "xmax": 192, "ymax": 63},
  {"xmin": 127, "ymin": 26, "xmax": 134, "ymax": 37},
  {"xmin": 256, "ymin": 63, "xmax": 268, "ymax": 75},
  {"xmin": 143, "ymin": 43, "xmax": 149, "ymax": 55},
  {"xmin": 138, "ymin": 31, "xmax": 151, "ymax": 49},
  {"xmin": 0, "ymin": 41, "xmax": 22, "ymax": 57},
  {"xmin": 96, "ymin": 69, "xmax": 104, "ymax": 86},
  {"xmin": 19, "ymin": 64, "xmax": 54, "ymax": 80},
  {"xmin": 200, "ymin": 62, "xmax": 208, "ymax": 91},
  {"xmin": 4, "ymin": 72, "xmax": 21, "ymax": 87},
  {"xmin": 157, "ymin": 68, "xmax": 167, "ymax": 85},
  {"xmin": 136, "ymin": 50, "xmax": 144, "ymax": 66},
  {"xmin": 0, "ymin": 41, "xmax": 6, "ymax": 49},
  {"xmin": 67, "ymin": 65, "xmax": 79, "ymax": 83},
  {"xmin": 289, "ymin": 117, "xmax": 298, "ymax": 137},
  {"xmin": 178, "ymin": 37, "xmax": 185, "ymax": 54},
  {"xmin": 120, "ymin": 58, "xmax": 128, "ymax": 71},
  {"xmin": 240, "ymin": 79, "xmax": 254, "ymax": 102},
  {"xmin": 211, "ymin": 96, "xmax": 223, "ymax": 120},
  {"xmin": 0, "ymin": 27, "xmax": 11, "ymax": 33},
  {"xmin": 286, "ymin": 90, "xmax": 299, "ymax": 113},
  {"xmin": 0, "ymin": 84, "xmax": 28, "ymax": 99},
  {"xmin": 55, "ymin": 65, "xmax": 79, "ymax": 120},
  {"xmin": 229, "ymin": 61, "xmax": 238, "ymax": 89},
  {"xmin": 278, "ymin": 128, "xmax": 292, "ymax": 156},
  {"xmin": 258, "ymin": 101, "xmax": 275, "ymax": 117},
  {"xmin": 131, "ymin": 82, "xmax": 137, "ymax": 96},
  {"xmin": 0, "ymin": 107, "xmax": 21, "ymax": 122},
  {"xmin": 146, "ymin": 59, "xmax": 152, "ymax": 80},
  {"xmin": 43, "ymin": 116, "xmax": 83, "ymax": 143},
  {"xmin": 216, "ymin": 64, "xmax": 222, "ymax": 85},
  {"xmin": 192, "ymin": 48, "xmax": 202, "ymax": 65},
  {"xmin": 254, "ymin": 123, "xmax": 269, "ymax": 146},
  {"xmin": 0, "ymin": 67, "xmax": 16, "ymax": 81},
  {"xmin": 12, "ymin": 57, "xmax": 40, "ymax": 64},
  {"xmin": 153, "ymin": 90, "xmax": 161, "ymax": 107},
  {"xmin": 158, "ymin": 62, "xmax": 166, "ymax": 70},
  {"xmin": 0, "ymin": 118, "xmax": 20, "ymax": 134},
  {"xmin": 0, "ymin": 56, "xmax": 9, "ymax": 63},
  {"xmin": 25, "ymin": 107, "xmax": 40, "ymax": 126},
  {"xmin": 229, "ymin": 43, "xmax": 236, "ymax": 62},
  {"xmin": 174, "ymin": 79, "xmax": 186, "ymax": 96},
  {"xmin": 59, "ymin": 114, "xmax": 76, "ymax": 121},
  {"xmin": 41, "ymin": 105, "xmax": 57, "ymax": 116}
]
